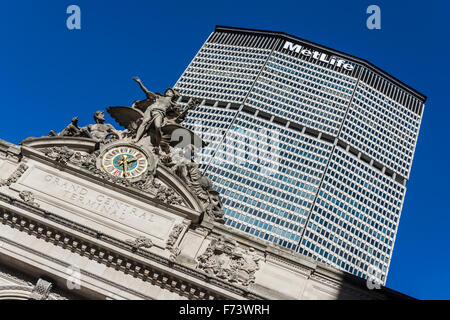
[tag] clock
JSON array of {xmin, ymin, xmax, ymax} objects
[{"xmin": 101, "ymin": 145, "xmax": 148, "ymax": 179}]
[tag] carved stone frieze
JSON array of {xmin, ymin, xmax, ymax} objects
[
  {"xmin": 0, "ymin": 204, "xmax": 239, "ymax": 300},
  {"xmin": 0, "ymin": 163, "xmax": 28, "ymax": 187},
  {"xmin": 42, "ymin": 146, "xmax": 74, "ymax": 165},
  {"xmin": 167, "ymin": 223, "xmax": 185, "ymax": 250},
  {"xmin": 197, "ymin": 236, "xmax": 261, "ymax": 286},
  {"xmin": 154, "ymin": 179, "xmax": 183, "ymax": 205},
  {"xmin": 126, "ymin": 236, "xmax": 153, "ymax": 249},
  {"xmin": 18, "ymin": 190, "xmax": 40, "ymax": 208}
]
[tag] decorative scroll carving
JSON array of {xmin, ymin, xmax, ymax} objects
[
  {"xmin": 197, "ymin": 237, "xmax": 261, "ymax": 286},
  {"xmin": 169, "ymin": 247, "xmax": 181, "ymax": 262},
  {"xmin": 0, "ymin": 164, "xmax": 28, "ymax": 187},
  {"xmin": 167, "ymin": 223, "xmax": 185, "ymax": 250},
  {"xmin": 29, "ymin": 278, "xmax": 53, "ymax": 300},
  {"xmin": 126, "ymin": 236, "xmax": 153, "ymax": 249},
  {"xmin": 18, "ymin": 190, "xmax": 40, "ymax": 208},
  {"xmin": 167, "ymin": 221, "xmax": 190, "ymax": 261}
]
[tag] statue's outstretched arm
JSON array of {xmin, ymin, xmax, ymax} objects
[{"xmin": 133, "ymin": 77, "xmax": 155, "ymax": 99}]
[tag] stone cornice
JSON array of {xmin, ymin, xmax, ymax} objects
[
  {"xmin": 0, "ymin": 192, "xmax": 264, "ymax": 300},
  {"xmin": 0, "ymin": 140, "xmax": 21, "ymax": 163}
]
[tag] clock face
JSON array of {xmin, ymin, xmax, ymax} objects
[{"xmin": 102, "ymin": 146, "xmax": 148, "ymax": 179}]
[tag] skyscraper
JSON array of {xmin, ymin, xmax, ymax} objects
[{"xmin": 174, "ymin": 26, "xmax": 426, "ymax": 284}]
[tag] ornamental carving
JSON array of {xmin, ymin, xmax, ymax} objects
[
  {"xmin": 126, "ymin": 236, "xmax": 153, "ymax": 249},
  {"xmin": 29, "ymin": 278, "xmax": 53, "ymax": 300},
  {"xmin": 40, "ymin": 147, "xmax": 183, "ymax": 206},
  {"xmin": 42, "ymin": 146, "xmax": 74, "ymax": 165},
  {"xmin": 167, "ymin": 221, "xmax": 190, "ymax": 261},
  {"xmin": 197, "ymin": 237, "xmax": 261, "ymax": 286},
  {"xmin": 0, "ymin": 164, "xmax": 28, "ymax": 187},
  {"xmin": 160, "ymin": 146, "xmax": 225, "ymax": 222},
  {"xmin": 167, "ymin": 223, "xmax": 185, "ymax": 249},
  {"xmin": 19, "ymin": 190, "xmax": 40, "ymax": 207}
]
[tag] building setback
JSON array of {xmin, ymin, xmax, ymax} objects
[{"xmin": 174, "ymin": 26, "xmax": 426, "ymax": 284}]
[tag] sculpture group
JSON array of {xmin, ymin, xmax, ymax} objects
[
  {"xmin": 39, "ymin": 78, "xmax": 224, "ymax": 223},
  {"xmin": 48, "ymin": 77, "xmax": 198, "ymax": 149},
  {"xmin": 197, "ymin": 236, "xmax": 261, "ymax": 286}
]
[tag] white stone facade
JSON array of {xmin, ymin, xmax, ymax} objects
[{"xmin": 0, "ymin": 138, "xmax": 411, "ymax": 300}]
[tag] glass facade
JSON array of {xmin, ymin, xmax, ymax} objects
[
  {"xmin": 248, "ymin": 51, "xmax": 356, "ymax": 136},
  {"xmin": 174, "ymin": 26, "xmax": 426, "ymax": 284}
]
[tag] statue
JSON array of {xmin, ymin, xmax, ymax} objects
[
  {"xmin": 106, "ymin": 77, "xmax": 202, "ymax": 153},
  {"xmin": 38, "ymin": 77, "xmax": 224, "ymax": 223},
  {"xmin": 132, "ymin": 77, "xmax": 180, "ymax": 147},
  {"xmin": 87, "ymin": 110, "xmax": 120, "ymax": 141},
  {"xmin": 48, "ymin": 117, "xmax": 91, "ymax": 138},
  {"xmin": 165, "ymin": 151, "xmax": 207, "ymax": 200},
  {"xmin": 47, "ymin": 111, "xmax": 119, "ymax": 142},
  {"xmin": 205, "ymin": 189, "xmax": 225, "ymax": 223},
  {"xmin": 161, "ymin": 144, "xmax": 194, "ymax": 175},
  {"xmin": 159, "ymin": 143, "xmax": 225, "ymax": 222}
]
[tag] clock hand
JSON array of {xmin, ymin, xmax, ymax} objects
[
  {"xmin": 124, "ymin": 157, "xmax": 138, "ymax": 178},
  {"xmin": 117, "ymin": 155, "xmax": 127, "ymax": 177},
  {"xmin": 123, "ymin": 157, "xmax": 128, "ymax": 178},
  {"xmin": 117, "ymin": 155, "xmax": 125, "ymax": 167},
  {"xmin": 117, "ymin": 156, "xmax": 138, "ymax": 178}
]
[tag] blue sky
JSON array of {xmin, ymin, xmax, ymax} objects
[{"xmin": 0, "ymin": 0, "xmax": 448, "ymax": 299}]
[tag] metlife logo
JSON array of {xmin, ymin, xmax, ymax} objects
[{"xmin": 282, "ymin": 41, "xmax": 355, "ymax": 71}]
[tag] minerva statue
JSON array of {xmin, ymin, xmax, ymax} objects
[{"xmin": 106, "ymin": 77, "xmax": 202, "ymax": 153}]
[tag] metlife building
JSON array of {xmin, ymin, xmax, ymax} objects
[{"xmin": 174, "ymin": 26, "xmax": 426, "ymax": 284}]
